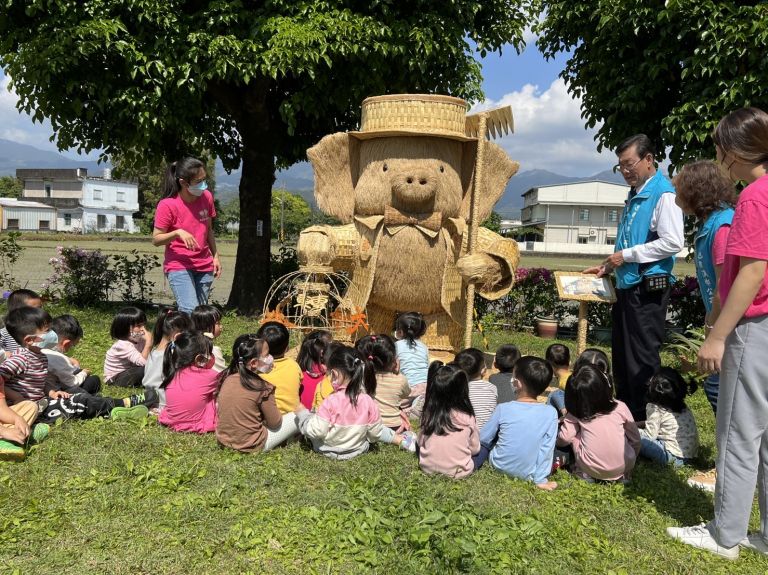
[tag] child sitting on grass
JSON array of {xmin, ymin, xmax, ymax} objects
[
  {"xmin": 477, "ymin": 356, "xmax": 559, "ymax": 491},
  {"xmin": 297, "ymin": 330, "xmax": 332, "ymax": 410},
  {"xmin": 103, "ymin": 306, "xmax": 153, "ymax": 387},
  {"xmin": 0, "ymin": 288, "xmax": 43, "ymax": 354},
  {"xmin": 393, "ymin": 312, "xmax": 429, "ymax": 418},
  {"xmin": 216, "ymin": 334, "xmax": 299, "ymax": 453},
  {"xmin": 417, "ymin": 361, "xmax": 480, "ymax": 479},
  {"xmin": 3, "ymin": 307, "xmax": 152, "ymax": 425},
  {"xmin": 557, "ymin": 364, "xmax": 640, "ymax": 483},
  {"xmin": 548, "ymin": 348, "xmax": 612, "ymax": 417},
  {"xmin": 192, "ymin": 305, "xmax": 226, "ymax": 371},
  {"xmin": 256, "ymin": 321, "xmax": 302, "ymax": 414},
  {"xmin": 0, "ymin": 357, "xmax": 45, "ymax": 461},
  {"xmin": 454, "ymin": 348, "xmax": 496, "ymax": 429},
  {"xmin": 355, "ymin": 334, "xmax": 411, "ymax": 431},
  {"xmin": 142, "ymin": 307, "xmax": 193, "ymax": 413},
  {"xmin": 639, "ymin": 367, "xmax": 699, "ymax": 467},
  {"xmin": 159, "ymin": 330, "xmax": 219, "ymax": 433},
  {"xmin": 43, "ymin": 314, "xmax": 102, "ymax": 395},
  {"xmin": 545, "ymin": 343, "xmax": 571, "ymax": 390},
  {"xmin": 488, "ymin": 344, "xmax": 520, "ymax": 404},
  {"xmin": 295, "ymin": 345, "xmax": 414, "ymax": 459}
]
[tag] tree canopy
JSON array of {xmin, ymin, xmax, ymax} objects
[
  {"xmin": 0, "ymin": 176, "xmax": 22, "ymax": 198},
  {"xmin": 271, "ymin": 190, "xmax": 311, "ymax": 241},
  {"xmin": 536, "ymin": 0, "xmax": 768, "ymax": 169},
  {"xmin": 0, "ymin": 0, "xmax": 534, "ymax": 313}
]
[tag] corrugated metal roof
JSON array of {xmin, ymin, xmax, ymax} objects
[{"xmin": 0, "ymin": 198, "xmax": 57, "ymax": 209}]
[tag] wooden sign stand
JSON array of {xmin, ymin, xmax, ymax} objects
[{"xmin": 553, "ymin": 272, "xmax": 617, "ymax": 354}]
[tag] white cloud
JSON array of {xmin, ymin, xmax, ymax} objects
[{"xmin": 470, "ymin": 78, "xmax": 616, "ymax": 176}]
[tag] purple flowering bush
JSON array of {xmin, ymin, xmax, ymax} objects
[
  {"xmin": 45, "ymin": 246, "xmax": 116, "ymax": 306},
  {"xmin": 668, "ymin": 275, "xmax": 706, "ymax": 329},
  {"xmin": 476, "ymin": 267, "xmax": 570, "ymax": 330}
]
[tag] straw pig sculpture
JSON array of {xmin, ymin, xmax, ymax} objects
[{"xmin": 297, "ymin": 95, "xmax": 520, "ymax": 351}]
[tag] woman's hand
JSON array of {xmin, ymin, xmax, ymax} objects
[
  {"xmin": 176, "ymin": 229, "xmax": 199, "ymax": 250},
  {"xmin": 698, "ymin": 335, "xmax": 725, "ymax": 374},
  {"xmin": 213, "ymin": 255, "xmax": 222, "ymax": 278}
]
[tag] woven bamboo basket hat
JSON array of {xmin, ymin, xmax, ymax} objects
[{"xmin": 350, "ymin": 94, "xmax": 475, "ymax": 141}]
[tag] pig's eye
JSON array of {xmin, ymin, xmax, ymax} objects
[
  {"xmin": 439, "ymin": 165, "xmax": 445, "ymax": 173},
  {"xmin": 382, "ymin": 163, "xmax": 388, "ymax": 172}
]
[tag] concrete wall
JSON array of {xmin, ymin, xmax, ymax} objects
[{"xmin": 517, "ymin": 241, "xmax": 688, "ymax": 258}]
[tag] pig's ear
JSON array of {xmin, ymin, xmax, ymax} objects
[
  {"xmin": 306, "ymin": 133, "xmax": 360, "ymax": 223},
  {"xmin": 459, "ymin": 141, "xmax": 519, "ymax": 222}
]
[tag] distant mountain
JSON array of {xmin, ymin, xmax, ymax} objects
[
  {"xmin": 494, "ymin": 168, "xmax": 627, "ymax": 217},
  {"xmin": 215, "ymin": 161, "xmax": 315, "ymax": 206},
  {"xmin": 0, "ymin": 138, "xmax": 106, "ymax": 175}
]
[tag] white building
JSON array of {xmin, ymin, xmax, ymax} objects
[
  {"xmin": 16, "ymin": 168, "xmax": 139, "ymax": 233},
  {"xmin": 0, "ymin": 198, "xmax": 58, "ymax": 232},
  {"xmin": 521, "ymin": 180, "xmax": 629, "ymax": 247}
]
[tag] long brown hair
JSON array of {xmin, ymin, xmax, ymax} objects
[
  {"xmin": 712, "ymin": 107, "xmax": 768, "ymax": 164},
  {"xmin": 673, "ymin": 160, "xmax": 737, "ymax": 220}
]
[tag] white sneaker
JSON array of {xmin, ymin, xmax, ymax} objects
[
  {"xmin": 666, "ymin": 523, "xmax": 739, "ymax": 559},
  {"xmin": 740, "ymin": 534, "xmax": 768, "ymax": 556},
  {"xmin": 687, "ymin": 469, "xmax": 716, "ymax": 493}
]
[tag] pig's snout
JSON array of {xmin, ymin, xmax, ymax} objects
[{"xmin": 391, "ymin": 169, "xmax": 437, "ymax": 205}]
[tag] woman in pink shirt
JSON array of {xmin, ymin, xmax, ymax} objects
[
  {"xmin": 152, "ymin": 157, "xmax": 221, "ymax": 314},
  {"xmin": 158, "ymin": 330, "xmax": 218, "ymax": 434},
  {"xmin": 557, "ymin": 364, "xmax": 640, "ymax": 482}
]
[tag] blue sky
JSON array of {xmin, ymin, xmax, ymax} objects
[{"xmin": 0, "ymin": 37, "xmax": 615, "ymax": 176}]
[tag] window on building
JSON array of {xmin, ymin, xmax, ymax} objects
[
  {"xmin": 7, "ymin": 219, "xmax": 19, "ymax": 230},
  {"xmin": 577, "ymin": 237, "xmax": 588, "ymax": 244},
  {"xmin": 606, "ymin": 237, "xmax": 616, "ymax": 245},
  {"xmin": 97, "ymin": 214, "xmax": 107, "ymax": 229},
  {"xmin": 116, "ymin": 216, "xmax": 125, "ymax": 229},
  {"xmin": 579, "ymin": 208, "xmax": 590, "ymax": 221},
  {"xmin": 39, "ymin": 220, "xmax": 50, "ymax": 231},
  {"xmin": 608, "ymin": 209, "xmax": 619, "ymax": 222},
  {"xmin": 93, "ymin": 189, "xmax": 102, "ymax": 201},
  {"xmin": 116, "ymin": 191, "xmax": 125, "ymax": 203},
  {"xmin": 64, "ymin": 213, "xmax": 72, "ymax": 226},
  {"xmin": 44, "ymin": 183, "xmax": 52, "ymax": 198}
]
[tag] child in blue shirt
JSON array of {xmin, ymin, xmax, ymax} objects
[{"xmin": 478, "ymin": 356, "xmax": 559, "ymax": 491}]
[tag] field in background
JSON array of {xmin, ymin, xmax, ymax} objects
[{"xmin": 10, "ymin": 236, "xmax": 696, "ymax": 306}]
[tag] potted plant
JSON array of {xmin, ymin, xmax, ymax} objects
[
  {"xmin": 587, "ymin": 300, "xmax": 613, "ymax": 345},
  {"xmin": 665, "ymin": 328, "xmax": 705, "ymax": 376}
]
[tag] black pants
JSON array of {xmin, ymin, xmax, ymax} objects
[
  {"xmin": 611, "ymin": 283, "xmax": 671, "ymax": 420},
  {"xmin": 39, "ymin": 392, "xmax": 121, "ymax": 423},
  {"xmin": 107, "ymin": 366, "xmax": 145, "ymax": 388}
]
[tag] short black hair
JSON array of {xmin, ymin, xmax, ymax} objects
[
  {"xmin": 494, "ymin": 344, "xmax": 520, "ymax": 373},
  {"xmin": 256, "ymin": 321, "xmax": 290, "ymax": 357},
  {"xmin": 192, "ymin": 304, "xmax": 222, "ymax": 334},
  {"xmin": 514, "ymin": 356, "xmax": 553, "ymax": 397},
  {"xmin": 51, "ymin": 314, "xmax": 84, "ymax": 342},
  {"xmin": 545, "ymin": 343, "xmax": 570, "ymax": 369},
  {"xmin": 110, "ymin": 306, "xmax": 148, "ymax": 340},
  {"xmin": 564, "ymin": 364, "xmax": 617, "ymax": 421},
  {"xmin": 6, "ymin": 306, "xmax": 52, "ymax": 345},
  {"xmin": 6, "ymin": 289, "xmax": 42, "ymax": 312},
  {"xmin": 453, "ymin": 347, "xmax": 485, "ymax": 380},
  {"xmin": 647, "ymin": 367, "xmax": 697, "ymax": 413},
  {"xmin": 616, "ymin": 133, "xmax": 656, "ymax": 160}
]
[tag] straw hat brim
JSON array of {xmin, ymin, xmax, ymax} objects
[{"xmin": 349, "ymin": 128, "xmax": 475, "ymax": 142}]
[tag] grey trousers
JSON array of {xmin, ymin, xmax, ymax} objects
[{"xmin": 710, "ymin": 316, "xmax": 768, "ymax": 547}]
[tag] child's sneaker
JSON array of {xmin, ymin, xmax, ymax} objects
[
  {"xmin": 399, "ymin": 431, "xmax": 417, "ymax": 453},
  {"xmin": 0, "ymin": 439, "xmax": 25, "ymax": 461},
  {"xmin": 124, "ymin": 389, "xmax": 159, "ymax": 409},
  {"xmin": 37, "ymin": 398, "xmax": 49, "ymax": 413},
  {"xmin": 110, "ymin": 405, "xmax": 149, "ymax": 421},
  {"xmin": 30, "ymin": 423, "xmax": 49, "ymax": 444},
  {"xmin": 740, "ymin": 534, "xmax": 768, "ymax": 556},
  {"xmin": 687, "ymin": 469, "xmax": 716, "ymax": 493}
]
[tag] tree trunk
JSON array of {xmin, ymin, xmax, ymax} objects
[{"xmin": 225, "ymin": 87, "xmax": 276, "ymax": 314}]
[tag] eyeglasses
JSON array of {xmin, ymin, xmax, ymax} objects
[{"xmin": 612, "ymin": 157, "xmax": 644, "ymax": 174}]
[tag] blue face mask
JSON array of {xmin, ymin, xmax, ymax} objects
[
  {"xmin": 188, "ymin": 180, "xmax": 207, "ymax": 196},
  {"xmin": 35, "ymin": 330, "xmax": 59, "ymax": 350}
]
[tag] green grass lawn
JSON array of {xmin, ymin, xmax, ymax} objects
[{"xmin": 0, "ymin": 304, "xmax": 760, "ymax": 574}]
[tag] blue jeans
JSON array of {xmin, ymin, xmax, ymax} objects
[
  {"xmin": 166, "ymin": 270, "xmax": 214, "ymax": 314},
  {"xmin": 548, "ymin": 389, "xmax": 566, "ymax": 415},
  {"xmin": 703, "ymin": 373, "xmax": 719, "ymax": 415},
  {"xmin": 640, "ymin": 437, "xmax": 688, "ymax": 467}
]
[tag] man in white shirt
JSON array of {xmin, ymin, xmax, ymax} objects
[{"xmin": 586, "ymin": 134, "xmax": 684, "ymax": 420}]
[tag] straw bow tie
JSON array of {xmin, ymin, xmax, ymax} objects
[{"xmin": 383, "ymin": 206, "xmax": 443, "ymax": 233}]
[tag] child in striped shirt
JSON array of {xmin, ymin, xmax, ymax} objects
[
  {"xmin": 0, "ymin": 289, "xmax": 43, "ymax": 354},
  {"xmin": 454, "ymin": 348, "xmax": 497, "ymax": 430},
  {"xmin": 355, "ymin": 334, "xmax": 411, "ymax": 431}
]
